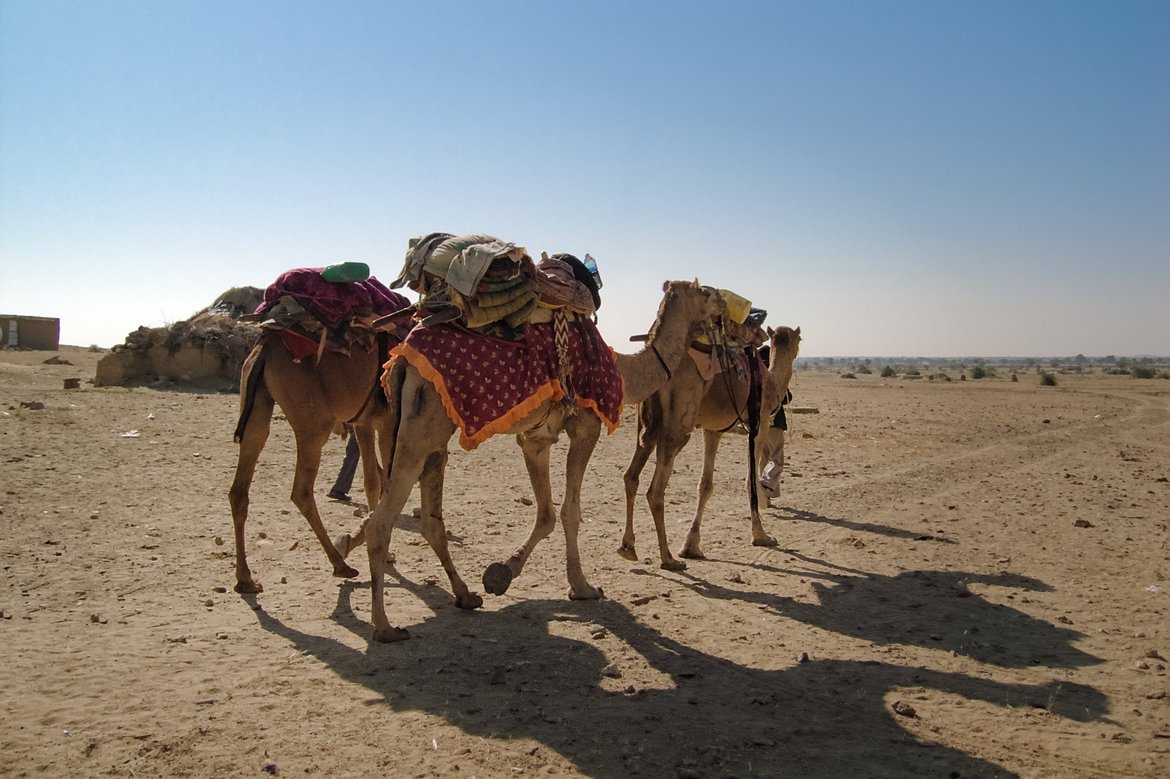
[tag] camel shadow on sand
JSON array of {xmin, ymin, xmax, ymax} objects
[
  {"xmin": 250, "ymin": 559, "xmax": 1107, "ymax": 778},
  {"xmin": 654, "ymin": 560, "xmax": 1101, "ymax": 671},
  {"xmin": 774, "ymin": 505, "xmax": 956, "ymax": 544}
]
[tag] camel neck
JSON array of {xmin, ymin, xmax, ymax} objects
[{"xmin": 616, "ymin": 291, "xmax": 701, "ymax": 405}]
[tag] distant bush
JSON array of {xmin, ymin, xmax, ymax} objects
[
  {"xmin": 841, "ymin": 372, "xmax": 857, "ymax": 379},
  {"xmin": 1107, "ymin": 368, "xmax": 1129, "ymax": 375},
  {"xmin": 1132, "ymin": 366, "xmax": 1156, "ymax": 379},
  {"xmin": 855, "ymin": 364, "xmax": 872, "ymax": 374},
  {"xmin": 970, "ymin": 365, "xmax": 994, "ymax": 379},
  {"xmin": 880, "ymin": 366, "xmax": 896, "ymax": 378},
  {"xmin": 1039, "ymin": 372, "xmax": 1057, "ymax": 386},
  {"xmin": 904, "ymin": 368, "xmax": 921, "ymax": 376}
]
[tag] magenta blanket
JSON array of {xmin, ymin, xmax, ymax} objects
[{"xmin": 254, "ymin": 268, "xmax": 410, "ymax": 328}]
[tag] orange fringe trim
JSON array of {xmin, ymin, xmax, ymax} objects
[{"xmin": 385, "ymin": 343, "xmax": 621, "ymax": 451}]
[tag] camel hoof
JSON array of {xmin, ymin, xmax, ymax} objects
[
  {"xmin": 569, "ymin": 585, "xmax": 604, "ymax": 601},
  {"xmin": 234, "ymin": 580, "xmax": 263, "ymax": 594},
  {"xmin": 333, "ymin": 563, "xmax": 360, "ymax": 579},
  {"xmin": 482, "ymin": 562, "xmax": 513, "ymax": 596},
  {"xmin": 372, "ymin": 625, "xmax": 410, "ymax": 643},
  {"xmin": 752, "ymin": 536, "xmax": 778, "ymax": 548},
  {"xmin": 455, "ymin": 592, "xmax": 484, "ymax": 610},
  {"xmin": 333, "ymin": 534, "xmax": 353, "ymax": 558},
  {"xmin": 660, "ymin": 559, "xmax": 687, "ymax": 572},
  {"xmin": 616, "ymin": 544, "xmax": 638, "ymax": 562},
  {"xmin": 679, "ymin": 546, "xmax": 705, "ymax": 560}
]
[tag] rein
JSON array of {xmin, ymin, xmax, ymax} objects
[
  {"xmin": 650, "ymin": 342, "xmax": 673, "ymax": 380},
  {"xmin": 714, "ymin": 332, "xmax": 754, "ymax": 433},
  {"xmin": 746, "ymin": 347, "xmax": 762, "ymax": 515}
]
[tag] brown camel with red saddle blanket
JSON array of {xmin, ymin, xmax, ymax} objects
[{"xmin": 228, "ymin": 264, "xmax": 412, "ymax": 594}]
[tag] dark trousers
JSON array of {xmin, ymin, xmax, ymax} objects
[{"xmin": 330, "ymin": 435, "xmax": 360, "ymax": 495}]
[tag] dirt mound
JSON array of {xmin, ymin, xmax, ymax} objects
[{"xmin": 94, "ymin": 287, "xmax": 263, "ymax": 388}]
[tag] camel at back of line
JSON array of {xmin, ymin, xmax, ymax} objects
[{"xmin": 621, "ymin": 324, "xmax": 802, "ymax": 570}]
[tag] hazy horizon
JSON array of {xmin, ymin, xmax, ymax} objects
[{"xmin": 2, "ymin": 1, "xmax": 1167, "ymax": 357}]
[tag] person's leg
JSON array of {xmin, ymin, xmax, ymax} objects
[{"xmin": 329, "ymin": 435, "xmax": 360, "ymax": 499}]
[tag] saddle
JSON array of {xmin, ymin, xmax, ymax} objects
[
  {"xmin": 391, "ymin": 234, "xmax": 603, "ymax": 341},
  {"xmin": 245, "ymin": 267, "xmax": 411, "ymax": 361}
]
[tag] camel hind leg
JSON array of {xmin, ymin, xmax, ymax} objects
[
  {"xmin": 416, "ymin": 446, "xmax": 480, "ymax": 610},
  {"xmin": 560, "ymin": 411, "xmax": 603, "ymax": 600},
  {"xmin": 367, "ymin": 366, "xmax": 459, "ymax": 642},
  {"xmin": 229, "ymin": 384, "xmax": 274, "ymax": 594},
  {"xmin": 288, "ymin": 424, "xmax": 360, "ymax": 579}
]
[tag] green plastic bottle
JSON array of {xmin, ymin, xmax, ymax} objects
[{"xmin": 320, "ymin": 262, "xmax": 370, "ymax": 283}]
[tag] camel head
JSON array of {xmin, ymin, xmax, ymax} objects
[
  {"xmin": 685, "ymin": 279, "xmax": 727, "ymax": 336},
  {"xmin": 766, "ymin": 325, "xmax": 802, "ymax": 363},
  {"xmin": 650, "ymin": 279, "xmax": 726, "ymax": 341}
]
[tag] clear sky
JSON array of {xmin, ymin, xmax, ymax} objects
[{"xmin": 1, "ymin": 0, "xmax": 1167, "ymax": 356}]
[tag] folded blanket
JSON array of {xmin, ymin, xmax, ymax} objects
[
  {"xmin": 424, "ymin": 234, "xmax": 532, "ymax": 296},
  {"xmin": 392, "ymin": 232, "xmax": 454, "ymax": 292}
]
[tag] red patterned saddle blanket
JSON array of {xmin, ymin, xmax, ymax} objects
[{"xmin": 385, "ymin": 317, "xmax": 622, "ymax": 451}]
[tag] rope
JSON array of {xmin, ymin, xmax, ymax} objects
[
  {"xmin": 746, "ymin": 345, "xmax": 762, "ymax": 515},
  {"xmin": 553, "ymin": 310, "xmax": 575, "ymax": 403}
]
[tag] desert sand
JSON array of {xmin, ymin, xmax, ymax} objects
[{"xmin": 1, "ymin": 346, "xmax": 1167, "ymax": 778}]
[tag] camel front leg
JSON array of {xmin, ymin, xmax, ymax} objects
[
  {"xmin": 757, "ymin": 425, "xmax": 786, "ymax": 510},
  {"xmin": 335, "ymin": 424, "xmax": 402, "ymax": 564},
  {"xmin": 228, "ymin": 391, "xmax": 274, "ymax": 594},
  {"xmin": 681, "ymin": 429, "xmax": 722, "ymax": 559},
  {"xmin": 289, "ymin": 429, "xmax": 359, "ymax": 579},
  {"xmin": 645, "ymin": 430, "xmax": 692, "ymax": 571},
  {"xmin": 748, "ymin": 426, "xmax": 782, "ymax": 546},
  {"xmin": 482, "ymin": 430, "xmax": 559, "ymax": 596},
  {"xmin": 332, "ymin": 425, "xmax": 380, "ymax": 562},
  {"xmin": 560, "ymin": 413, "xmax": 603, "ymax": 600},
  {"xmin": 619, "ymin": 414, "xmax": 656, "ymax": 562}
]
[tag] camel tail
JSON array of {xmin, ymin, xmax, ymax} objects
[
  {"xmin": 381, "ymin": 358, "xmax": 406, "ymax": 476},
  {"xmin": 233, "ymin": 343, "xmax": 266, "ymax": 444}
]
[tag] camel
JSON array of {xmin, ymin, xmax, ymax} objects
[
  {"xmin": 362, "ymin": 280, "xmax": 726, "ymax": 642},
  {"xmin": 619, "ymin": 325, "xmax": 801, "ymax": 570},
  {"xmin": 228, "ymin": 333, "xmax": 396, "ymax": 594}
]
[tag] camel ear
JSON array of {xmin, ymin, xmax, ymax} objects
[
  {"xmin": 767, "ymin": 326, "xmax": 774, "ymax": 336},
  {"xmin": 541, "ymin": 251, "xmax": 549, "ymax": 261},
  {"xmin": 663, "ymin": 279, "xmax": 670, "ymax": 292},
  {"xmin": 692, "ymin": 278, "xmax": 701, "ymax": 288},
  {"xmin": 795, "ymin": 326, "xmax": 801, "ymax": 336}
]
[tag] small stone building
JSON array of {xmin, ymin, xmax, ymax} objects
[{"xmin": 1, "ymin": 315, "xmax": 60, "ymax": 350}]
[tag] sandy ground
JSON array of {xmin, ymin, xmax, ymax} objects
[{"xmin": 1, "ymin": 345, "xmax": 1168, "ymax": 778}]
